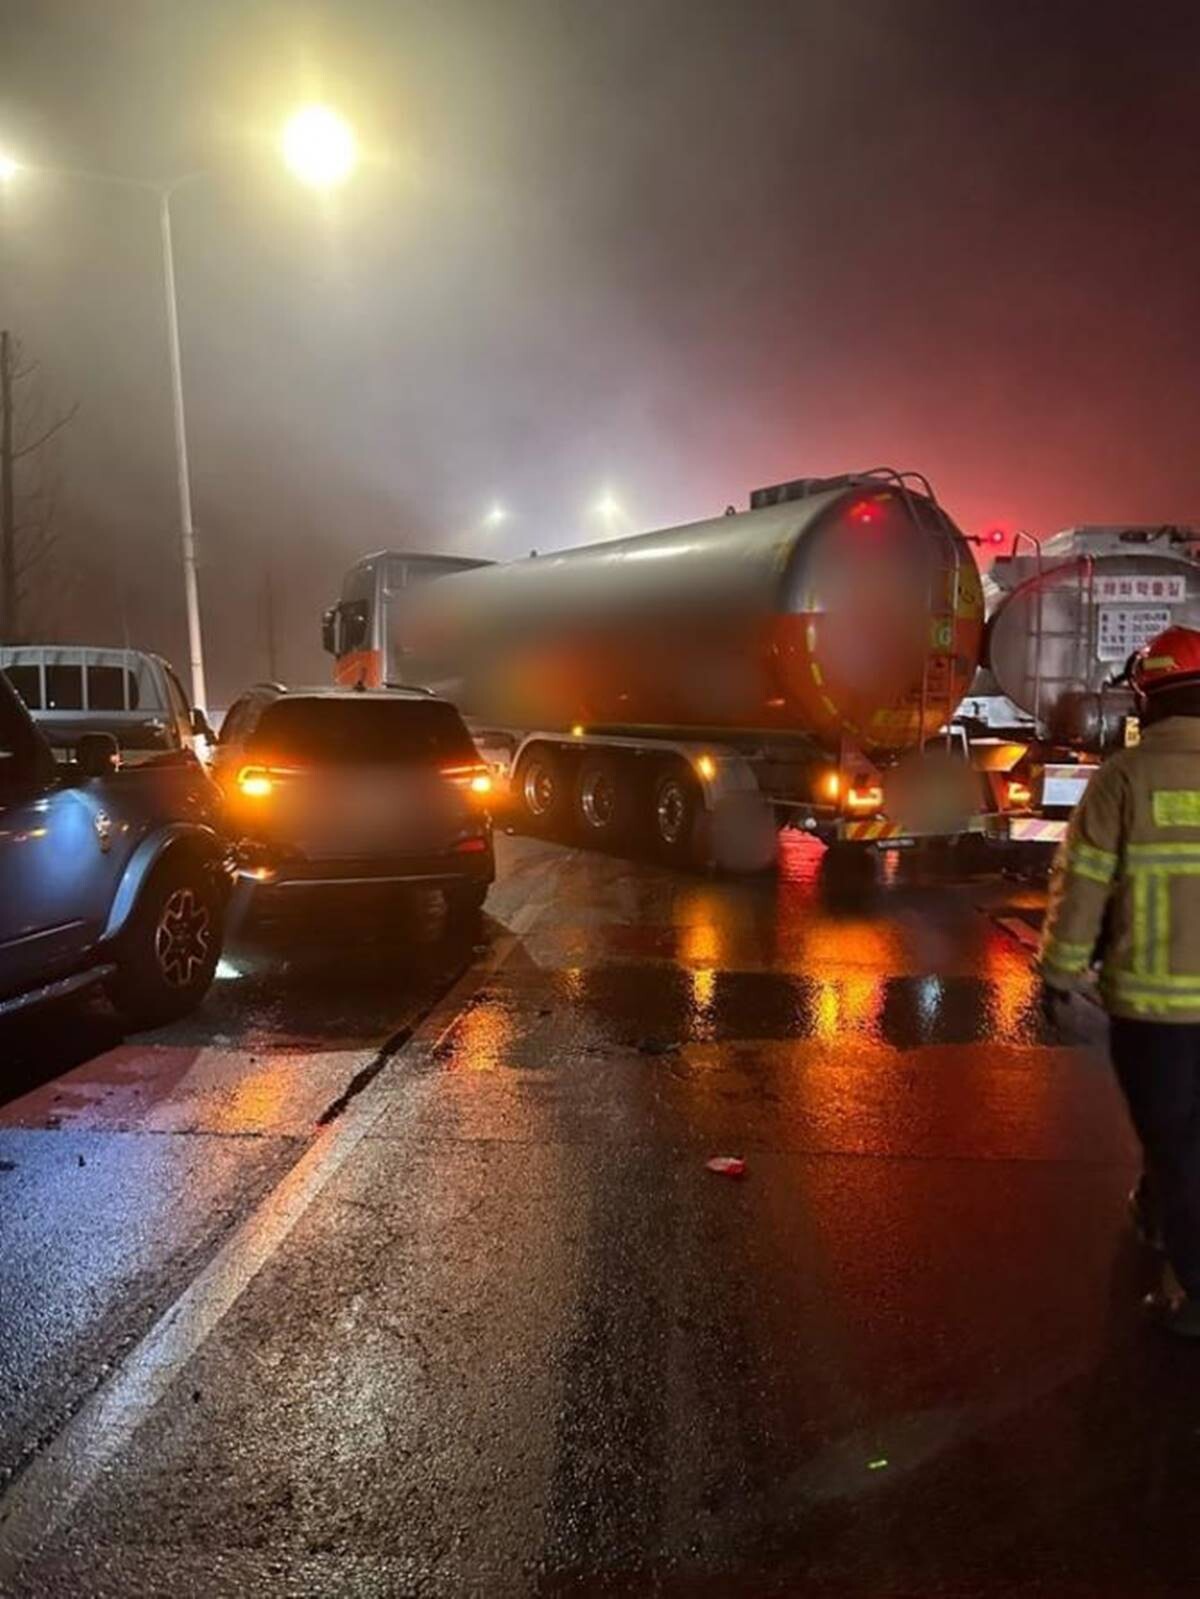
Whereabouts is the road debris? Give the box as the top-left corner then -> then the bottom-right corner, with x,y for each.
705,1156 -> 746,1178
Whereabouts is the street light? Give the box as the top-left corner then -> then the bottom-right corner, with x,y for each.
0,108 -> 357,710
281,106 -> 357,189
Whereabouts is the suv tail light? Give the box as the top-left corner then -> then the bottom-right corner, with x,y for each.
236,764 -> 300,798
442,762 -> 493,797
237,766 -> 275,798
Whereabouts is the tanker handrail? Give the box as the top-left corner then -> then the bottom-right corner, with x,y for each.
857,466 -> 939,505
1010,530 -> 1045,729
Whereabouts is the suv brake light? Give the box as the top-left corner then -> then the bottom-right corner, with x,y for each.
442,762 -> 492,797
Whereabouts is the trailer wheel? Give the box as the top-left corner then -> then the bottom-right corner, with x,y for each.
574,754 -> 635,844
650,762 -> 700,863
515,745 -> 569,835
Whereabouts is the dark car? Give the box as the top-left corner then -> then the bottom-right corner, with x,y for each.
213,686 -> 495,923
0,669 -> 229,1027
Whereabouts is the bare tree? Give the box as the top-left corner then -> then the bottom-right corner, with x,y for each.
0,329 -> 79,641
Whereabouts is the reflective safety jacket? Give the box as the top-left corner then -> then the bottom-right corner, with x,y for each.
1040,716 -> 1200,1021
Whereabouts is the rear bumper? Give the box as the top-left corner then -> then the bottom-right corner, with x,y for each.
234,839 -> 494,890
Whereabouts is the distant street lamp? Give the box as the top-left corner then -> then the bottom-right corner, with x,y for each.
281,106 -> 358,189
0,106 -> 357,709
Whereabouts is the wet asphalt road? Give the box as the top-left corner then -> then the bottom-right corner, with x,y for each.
1,831 -> 1194,1595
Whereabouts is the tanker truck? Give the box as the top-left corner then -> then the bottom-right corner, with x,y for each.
322,470 -> 988,870
956,523 -> 1200,847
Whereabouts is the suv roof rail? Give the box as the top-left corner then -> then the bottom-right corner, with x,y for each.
383,680 -> 437,695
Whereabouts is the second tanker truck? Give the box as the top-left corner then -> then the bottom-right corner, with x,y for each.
323,469 -> 987,870
956,522 -> 1200,848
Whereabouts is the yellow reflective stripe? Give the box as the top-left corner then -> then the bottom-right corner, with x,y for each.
1128,842 -> 1200,862
1068,860 -> 1115,885
1153,791 -> 1200,827
1154,870 -> 1171,978
1043,938 -> 1093,970
1122,995 -> 1200,1015
1108,970 -> 1200,993
1108,990 -> 1200,1015
1066,840 -> 1118,884
1139,876 -> 1158,972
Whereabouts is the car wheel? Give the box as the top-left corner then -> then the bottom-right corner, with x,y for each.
108,857 -> 223,1029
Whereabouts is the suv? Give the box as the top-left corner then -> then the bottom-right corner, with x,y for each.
0,669 -> 229,1027
213,686 -> 494,922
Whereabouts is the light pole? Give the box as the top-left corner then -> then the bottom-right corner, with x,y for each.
157,178 -> 205,709
0,104 -> 357,710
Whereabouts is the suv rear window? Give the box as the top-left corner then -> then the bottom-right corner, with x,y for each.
250,698 -> 476,765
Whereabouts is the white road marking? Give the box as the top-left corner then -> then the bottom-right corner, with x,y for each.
0,873 -> 559,1580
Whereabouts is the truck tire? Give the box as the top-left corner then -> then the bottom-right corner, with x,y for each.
515,745 -> 569,835
573,753 -> 635,845
649,762 -> 700,864
107,855 -> 223,1029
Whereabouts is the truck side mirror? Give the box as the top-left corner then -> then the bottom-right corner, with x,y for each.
321,606 -> 339,655
76,731 -> 120,779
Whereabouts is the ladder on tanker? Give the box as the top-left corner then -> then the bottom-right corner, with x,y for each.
856,468 -> 964,753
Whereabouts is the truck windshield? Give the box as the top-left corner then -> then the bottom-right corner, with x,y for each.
250,698 -> 476,766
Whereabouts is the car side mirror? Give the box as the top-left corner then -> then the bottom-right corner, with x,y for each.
191,707 -> 216,742
76,731 -> 120,780
321,606 -> 339,656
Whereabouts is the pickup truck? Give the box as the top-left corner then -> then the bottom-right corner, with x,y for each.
0,644 -> 214,763
0,667 -> 230,1028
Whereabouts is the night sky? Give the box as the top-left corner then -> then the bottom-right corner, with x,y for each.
2,0 -> 1199,704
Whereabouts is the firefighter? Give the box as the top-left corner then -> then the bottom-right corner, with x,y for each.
1040,625 -> 1200,1337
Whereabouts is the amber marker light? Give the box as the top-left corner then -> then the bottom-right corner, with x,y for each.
1006,778 -> 1033,809
237,767 -> 274,798
470,772 -> 493,795
695,754 -> 717,780
847,783 -> 884,813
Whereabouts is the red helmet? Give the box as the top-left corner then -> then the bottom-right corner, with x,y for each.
1131,626 -> 1200,698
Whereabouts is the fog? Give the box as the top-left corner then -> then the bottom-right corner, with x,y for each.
2,0 -> 1199,705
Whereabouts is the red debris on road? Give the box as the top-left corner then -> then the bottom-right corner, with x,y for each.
705,1156 -> 746,1178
